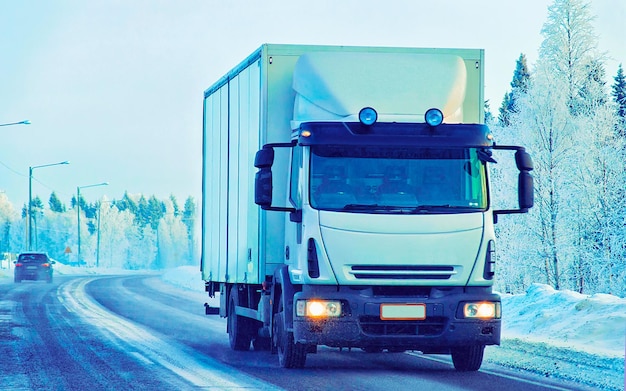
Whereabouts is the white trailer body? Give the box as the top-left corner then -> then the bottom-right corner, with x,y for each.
201,44 -> 533,370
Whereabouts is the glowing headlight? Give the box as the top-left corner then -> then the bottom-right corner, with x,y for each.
425,108 -> 443,126
359,107 -> 378,126
463,302 -> 500,319
296,300 -> 342,318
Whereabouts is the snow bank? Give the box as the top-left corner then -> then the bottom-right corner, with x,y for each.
502,283 -> 626,357
160,265 -> 206,292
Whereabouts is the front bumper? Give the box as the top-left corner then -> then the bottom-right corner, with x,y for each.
292,286 -> 500,351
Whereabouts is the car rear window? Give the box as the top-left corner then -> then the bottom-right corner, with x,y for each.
18,254 -> 49,263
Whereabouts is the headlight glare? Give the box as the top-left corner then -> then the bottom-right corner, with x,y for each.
463,302 -> 500,319
296,300 -> 342,318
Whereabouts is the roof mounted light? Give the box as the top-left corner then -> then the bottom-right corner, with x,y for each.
425,108 -> 443,127
359,107 -> 377,126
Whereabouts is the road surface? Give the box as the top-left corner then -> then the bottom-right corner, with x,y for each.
0,274 -> 600,390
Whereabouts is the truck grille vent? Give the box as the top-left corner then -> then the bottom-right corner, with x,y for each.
359,316 -> 446,336
349,265 -> 454,280
372,286 -> 431,297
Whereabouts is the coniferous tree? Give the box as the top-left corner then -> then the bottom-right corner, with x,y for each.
182,196 -> 196,237
147,195 -> 166,230
135,195 -> 149,228
71,194 -> 88,212
170,194 -> 180,217
49,192 -> 66,213
612,64 -> 626,132
499,54 -> 530,126
484,100 -> 494,124
183,196 -> 197,263
115,192 -> 138,214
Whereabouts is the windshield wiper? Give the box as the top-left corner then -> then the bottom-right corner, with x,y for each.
409,205 -> 479,213
340,204 -> 479,214
342,204 -> 412,213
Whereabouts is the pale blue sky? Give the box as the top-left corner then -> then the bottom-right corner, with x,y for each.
1,1 -> 624,209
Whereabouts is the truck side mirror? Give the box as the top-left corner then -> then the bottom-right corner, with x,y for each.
254,148 -> 274,208
518,171 -> 534,210
253,145 -> 297,213
493,146 -> 535,220
255,168 -> 273,208
515,150 -> 533,172
254,147 -> 274,168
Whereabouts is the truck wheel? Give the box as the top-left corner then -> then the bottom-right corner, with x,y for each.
273,311 -> 307,368
451,345 -> 484,371
228,294 -> 252,351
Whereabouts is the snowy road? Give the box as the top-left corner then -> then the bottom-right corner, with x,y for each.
0,274 -> 606,390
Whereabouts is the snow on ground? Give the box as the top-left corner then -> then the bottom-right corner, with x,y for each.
1,263 -> 624,390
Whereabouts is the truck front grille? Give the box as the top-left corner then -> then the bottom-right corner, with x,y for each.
349,265 -> 455,280
359,316 -> 446,336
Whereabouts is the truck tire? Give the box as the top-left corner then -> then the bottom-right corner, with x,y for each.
451,345 -> 484,371
273,309 -> 306,368
228,292 -> 252,351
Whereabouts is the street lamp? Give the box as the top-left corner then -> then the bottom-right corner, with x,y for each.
77,182 -> 108,266
28,160 -> 70,250
0,120 -> 30,127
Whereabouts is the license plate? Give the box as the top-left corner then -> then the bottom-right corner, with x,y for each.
380,304 -> 426,320
27,266 -> 38,270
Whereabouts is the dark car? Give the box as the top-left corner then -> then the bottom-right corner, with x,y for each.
14,252 -> 55,283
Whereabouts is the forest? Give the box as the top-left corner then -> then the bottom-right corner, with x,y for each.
0,191 -> 197,271
491,0 -> 626,296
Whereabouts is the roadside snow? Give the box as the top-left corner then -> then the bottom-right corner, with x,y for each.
487,284 -> 625,390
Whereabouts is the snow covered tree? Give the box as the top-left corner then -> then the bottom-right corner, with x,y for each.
572,104 -> 626,294
147,195 -> 166,230
0,194 -> 17,255
539,0 -> 599,116
499,53 -> 530,126
49,192 -> 66,213
577,59 -> 607,115
612,63 -> 626,133
511,75 -> 577,290
169,194 -> 180,217
182,196 -> 198,262
156,210 -> 190,269
114,192 -> 138,214
503,0 -> 624,294
96,204 -> 131,268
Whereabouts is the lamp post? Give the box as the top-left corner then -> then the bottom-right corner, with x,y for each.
77,182 -> 108,266
28,160 -> 70,250
0,120 -> 30,127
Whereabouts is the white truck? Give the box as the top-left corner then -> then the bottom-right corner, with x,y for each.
201,44 -> 533,371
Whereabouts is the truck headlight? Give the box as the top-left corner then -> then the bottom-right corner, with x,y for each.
462,302 -> 501,319
296,300 -> 342,318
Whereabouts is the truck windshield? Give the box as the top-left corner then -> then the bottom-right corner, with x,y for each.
309,145 -> 488,213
